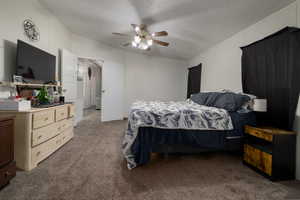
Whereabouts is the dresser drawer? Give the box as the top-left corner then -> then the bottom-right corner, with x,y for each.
54,128 -> 73,149
31,126 -> 73,165
31,139 -> 53,164
68,104 -> 75,118
32,110 -> 55,129
61,128 -> 74,143
0,161 -> 16,187
57,118 -> 73,132
31,135 -> 62,164
32,119 -> 73,147
32,123 -> 58,147
55,107 -> 68,122
245,126 -> 273,142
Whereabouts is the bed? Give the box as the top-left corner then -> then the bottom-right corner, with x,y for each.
122,92 -> 256,169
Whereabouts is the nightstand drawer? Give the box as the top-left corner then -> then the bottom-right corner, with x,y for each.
245,126 -> 273,142
244,144 -> 260,167
261,152 -> 272,176
244,144 -> 272,176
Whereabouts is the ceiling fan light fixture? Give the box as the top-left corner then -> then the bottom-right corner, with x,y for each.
113,24 -> 169,50
147,39 -> 153,46
132,41 -> 137,47
140,43 -> 149,50
134,35 -> 141,43
135,26 -> 140,32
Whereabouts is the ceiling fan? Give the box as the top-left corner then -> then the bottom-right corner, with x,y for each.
112,24 -> 169,51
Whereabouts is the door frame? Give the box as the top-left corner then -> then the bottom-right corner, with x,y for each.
77,57 -> 103,117
78,57 -> 103,109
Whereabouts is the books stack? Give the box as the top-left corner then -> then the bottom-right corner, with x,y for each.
0,99 -> 31,111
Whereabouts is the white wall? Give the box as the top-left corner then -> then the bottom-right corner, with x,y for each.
189,2 -> 297,92
124,52 -> 188,117
0,0 -> 188,123
0,0 -> 72,87
189,1 -> 300,180
71,34 -> 126,121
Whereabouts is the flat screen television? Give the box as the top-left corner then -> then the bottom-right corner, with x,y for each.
16,40 -> 56,84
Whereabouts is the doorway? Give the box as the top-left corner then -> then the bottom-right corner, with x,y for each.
187,64 -> 202,98
77,58 -> 103,119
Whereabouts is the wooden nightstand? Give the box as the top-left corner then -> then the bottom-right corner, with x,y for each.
243,125 -> 296,181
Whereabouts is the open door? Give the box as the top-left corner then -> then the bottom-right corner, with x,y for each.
61,49 -> 83,124
101,60 -> 124,122
61,49 -> 77,102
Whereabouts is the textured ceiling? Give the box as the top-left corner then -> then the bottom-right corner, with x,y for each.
40,0 -> 295,60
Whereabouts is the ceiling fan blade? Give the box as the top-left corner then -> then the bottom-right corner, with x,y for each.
152,31 -> 168,37
112,32 -> 131,37
122,42 -> 131,47
153,39 -> 169,47
131,24 -> 139,29
140,24 -> 147,30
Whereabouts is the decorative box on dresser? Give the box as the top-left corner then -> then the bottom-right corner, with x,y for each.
0,116 -> 16,189
0,104 -> 75,171
243,125 -> 296,181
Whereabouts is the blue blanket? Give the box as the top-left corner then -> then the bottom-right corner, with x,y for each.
131,111 -> 256,167
122,100 -> 234,169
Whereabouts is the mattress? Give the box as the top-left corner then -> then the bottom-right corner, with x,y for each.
131,112 -> 256,166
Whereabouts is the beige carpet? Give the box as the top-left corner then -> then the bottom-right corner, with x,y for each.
0,108 -> 300,200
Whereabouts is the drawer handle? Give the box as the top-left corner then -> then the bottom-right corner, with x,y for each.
36,151 -> 41,156
63,136 -> 66,140
4,171 -> 11,177
38,135 -> 42,139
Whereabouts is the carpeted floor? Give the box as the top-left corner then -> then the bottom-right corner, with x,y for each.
1,108 -> 300,200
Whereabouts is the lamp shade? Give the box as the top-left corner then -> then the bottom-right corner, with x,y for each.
253,99 -> 267,112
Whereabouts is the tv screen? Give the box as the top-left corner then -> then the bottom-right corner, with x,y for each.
16,40 -> 56,83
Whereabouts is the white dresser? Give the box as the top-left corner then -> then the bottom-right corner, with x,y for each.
0,104 -> 75,171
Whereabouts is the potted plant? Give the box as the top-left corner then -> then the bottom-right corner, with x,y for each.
37,87 -> 49,105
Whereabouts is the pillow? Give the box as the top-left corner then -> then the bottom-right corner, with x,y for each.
190,92 -> 250,112
238,92 -> 257,110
